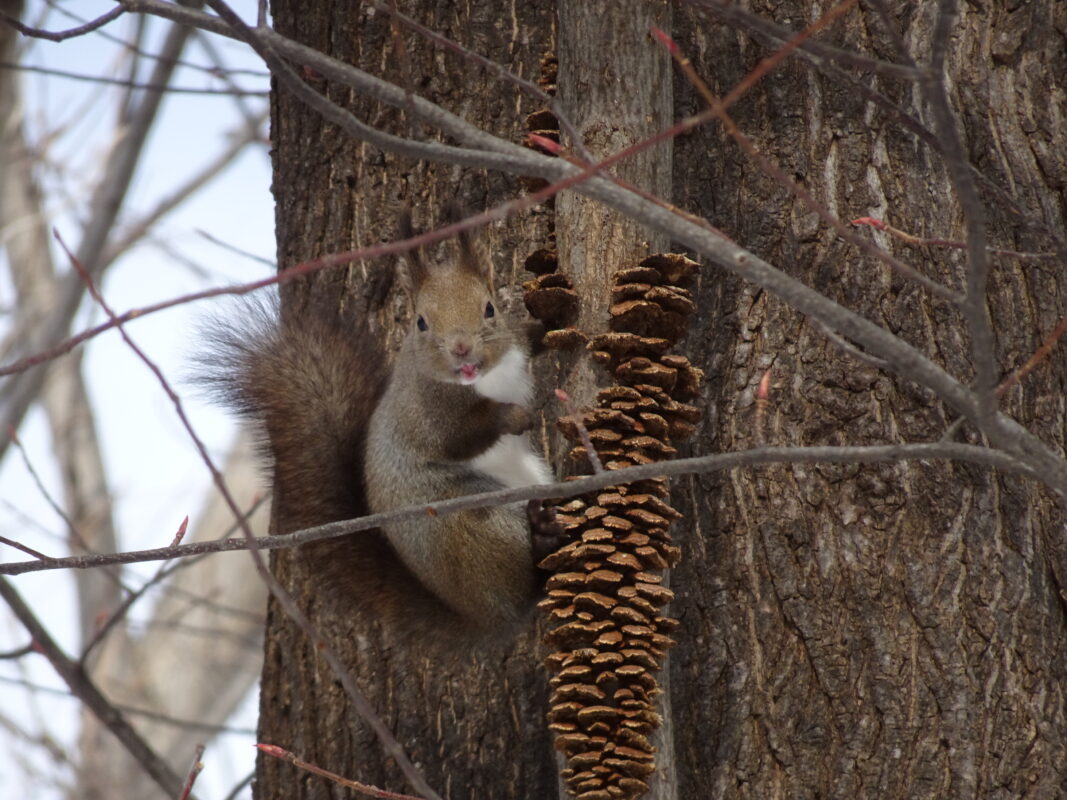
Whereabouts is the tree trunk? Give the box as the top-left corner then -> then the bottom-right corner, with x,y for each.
256,2 -> 559,798
669,1 -> 1067,796
257,0 -> 1067,798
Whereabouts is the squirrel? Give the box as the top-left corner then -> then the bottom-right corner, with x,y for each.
199,212 -> 559,644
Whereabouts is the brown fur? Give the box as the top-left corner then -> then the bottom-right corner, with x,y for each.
364,216 -> 546,631
198,302 -> 487,646
198,215 -> 549,647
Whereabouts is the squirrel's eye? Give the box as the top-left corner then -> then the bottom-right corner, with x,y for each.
416,315 -> 428,332
484,302 -> 495,319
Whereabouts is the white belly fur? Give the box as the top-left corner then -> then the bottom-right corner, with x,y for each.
471,346 -> 552,487
475,346 -> 531,405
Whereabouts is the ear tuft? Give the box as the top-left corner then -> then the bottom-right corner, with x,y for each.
398,208 -> 429,289
444,202 -> 490,283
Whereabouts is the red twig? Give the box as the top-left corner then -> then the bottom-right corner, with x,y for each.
5,0 -> 862,384
178,744 -> 206,800
256,744 -> 425,800
555,389 -> 604,475
997,315 -> 1067,397
755,368 -> 772,446
653,22 -> 956,301
851,217 -> 1056,260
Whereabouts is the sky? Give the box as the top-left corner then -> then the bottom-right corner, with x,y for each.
0,2 -> 275,797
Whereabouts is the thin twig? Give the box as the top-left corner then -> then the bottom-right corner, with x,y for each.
851,217 -> 1055,260
0,642 -> 34,659
178,744 -> 206,800
0,61 -> 268,94
196,228 -> 275,267
0,576 -> 188,797
996,316 -> 1067,397
0,534 -> 49,561
0,5 -> 125,42
257,743 -> 425,800
0,441 -> 1044,577
0,674 -> 258,735
924,0 -> 997,430
554,389 -> 604,474
810,318 -> 892,370
652,25 -> 959,302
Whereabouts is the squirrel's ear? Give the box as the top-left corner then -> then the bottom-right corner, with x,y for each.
398,209 -> 429,290
445,202 -> 492,286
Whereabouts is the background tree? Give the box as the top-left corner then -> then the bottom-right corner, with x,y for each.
0,2 -> 270,797
2,0 -> 1065,798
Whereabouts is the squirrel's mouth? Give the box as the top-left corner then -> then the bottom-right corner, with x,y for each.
456,362 -> 480,383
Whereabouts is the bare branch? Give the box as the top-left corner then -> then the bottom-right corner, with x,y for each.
0,576 -> 188,797
686,0 -> 920,80
0,5 -> 125,42
653,26 -> 960,302
257,743 -> 425,800
0,60 -> 268,94
0,441 -> 1044,577
924,0 -> 997,428
0,675 -> 257,735
0,9 -> 202,463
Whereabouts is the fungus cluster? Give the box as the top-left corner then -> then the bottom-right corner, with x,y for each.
525,251 -> 701,800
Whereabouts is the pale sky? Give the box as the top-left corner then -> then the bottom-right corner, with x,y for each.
1,2 -> 274,797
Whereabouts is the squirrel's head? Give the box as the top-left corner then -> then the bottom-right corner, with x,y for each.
401,211 -> 511,385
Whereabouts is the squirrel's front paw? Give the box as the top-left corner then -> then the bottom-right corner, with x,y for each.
498,403 -> 533,436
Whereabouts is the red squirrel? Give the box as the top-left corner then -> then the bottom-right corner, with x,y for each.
201,213 -> 557,643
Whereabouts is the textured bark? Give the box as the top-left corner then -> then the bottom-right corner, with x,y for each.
257,1 -> 1067,799
554,3 -> 678,799
256,3 -> 558,798
668,1 -> 1067,797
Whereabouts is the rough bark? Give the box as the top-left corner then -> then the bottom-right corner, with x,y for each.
554,3 -> 677,799
669,1 -> 1067,796
256,2 -> 558,798
256,1 -> 1067,799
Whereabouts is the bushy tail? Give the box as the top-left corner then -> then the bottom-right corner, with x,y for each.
196,301 -> 461,641
199,301 -> 382,531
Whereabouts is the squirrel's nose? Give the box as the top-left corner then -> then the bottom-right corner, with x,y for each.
452,341 -> 471,359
